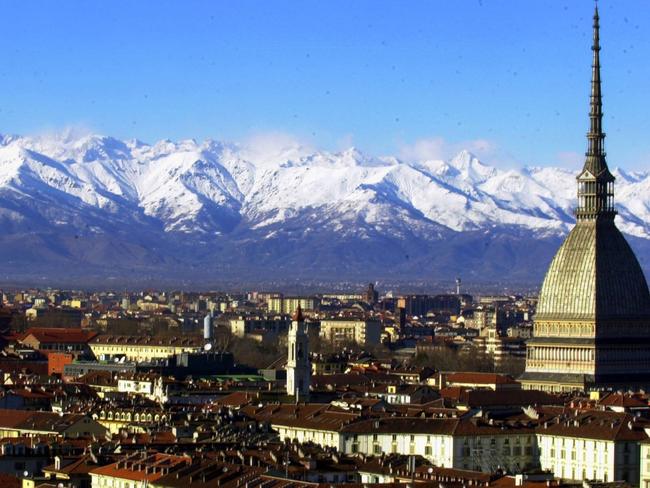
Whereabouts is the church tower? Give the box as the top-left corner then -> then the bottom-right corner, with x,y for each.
286,305 -> 311,399
520,6 -> 650,392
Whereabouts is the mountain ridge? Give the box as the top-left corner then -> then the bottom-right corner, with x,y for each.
0,132 -> 648,287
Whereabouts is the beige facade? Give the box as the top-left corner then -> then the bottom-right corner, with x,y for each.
274,416 -> 536,473
228,317 -> 289,338
319,319 -> 382,347
640,440 -> 650,488
89,335 -> 203,362
267,296 -> 317,314
538,432 -> 639,485
93,408 -> 169,435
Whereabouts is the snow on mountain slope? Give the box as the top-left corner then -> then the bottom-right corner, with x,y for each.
0,132 -> 648,243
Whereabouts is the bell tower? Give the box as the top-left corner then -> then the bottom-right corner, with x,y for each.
286,305 -> 310,399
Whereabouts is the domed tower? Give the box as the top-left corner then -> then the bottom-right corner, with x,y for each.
520,6 -> 650,392
286,305 -> 311,399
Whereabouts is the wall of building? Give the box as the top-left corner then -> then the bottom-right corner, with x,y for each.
538,434 -> 639,486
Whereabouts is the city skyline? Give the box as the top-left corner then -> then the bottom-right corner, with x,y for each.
0,4 -> 649,486
1,1 -> 650,170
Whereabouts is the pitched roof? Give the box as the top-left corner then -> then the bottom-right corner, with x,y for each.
43,454 -> 98,475
89,335 -> 203,347
20,328 -> 97,344
242,403 -> 359,432
215,391 -> 257,408
537,410 -> 649,441
0,408 -> 92,434
341,417 -> 535,436
598,393 -> 648,409
90,453 -> 189,483
447,372 -> 518,385
441,388 -> 561,408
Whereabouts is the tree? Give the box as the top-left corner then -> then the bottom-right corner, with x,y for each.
228,332 -> 288,370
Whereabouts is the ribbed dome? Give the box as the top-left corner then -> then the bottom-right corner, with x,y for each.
536,220 -> 650,321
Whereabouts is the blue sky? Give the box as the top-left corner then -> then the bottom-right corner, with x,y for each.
1,0 -> 649,170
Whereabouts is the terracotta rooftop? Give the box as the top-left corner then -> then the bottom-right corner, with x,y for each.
0,408 -> 93,434
89,334 -> 203,347
90,452 -> 190,483
447,372 -> 518,385
537,410 -> 650,441
598,393 -> 648,409
20,328 -> 97,344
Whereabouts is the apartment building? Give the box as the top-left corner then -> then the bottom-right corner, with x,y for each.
319,319 -> 382,347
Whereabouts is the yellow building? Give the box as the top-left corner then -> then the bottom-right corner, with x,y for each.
319,319 -> 382,347
92,407 -> 169,435
267,296 -> 318,314
88,335 -> 203,362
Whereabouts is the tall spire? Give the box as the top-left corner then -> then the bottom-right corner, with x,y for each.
576,3 -> 616,221
585,3 -> 606,167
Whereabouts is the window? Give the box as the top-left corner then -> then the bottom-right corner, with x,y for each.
425,446 -> 432,456
462,439 -> 470,456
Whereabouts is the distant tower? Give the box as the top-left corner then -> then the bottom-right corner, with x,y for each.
455,278 -> 461,296
286,305 -> 310,399
203,313 -> 213,343
365,283 -> 378,304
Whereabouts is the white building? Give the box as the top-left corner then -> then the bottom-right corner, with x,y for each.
286,306 -> 310,399
640,438 -> 650,488
339,417 -> 537,473
319,319 -> 382,347
537,411 -> 646,486
253,405 -> 538,474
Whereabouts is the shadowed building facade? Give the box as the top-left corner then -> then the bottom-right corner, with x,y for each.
286,305 -> 311,399
520,7 -> 650,392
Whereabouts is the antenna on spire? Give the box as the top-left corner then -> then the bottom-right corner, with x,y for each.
576,1 -> 616,221
587,0 -> 604,161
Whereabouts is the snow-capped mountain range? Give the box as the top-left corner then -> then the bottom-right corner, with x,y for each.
0,131 -> 648,286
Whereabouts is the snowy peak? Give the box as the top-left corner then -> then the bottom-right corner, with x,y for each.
449,149 -> 496,183
0,132 -> 647,242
